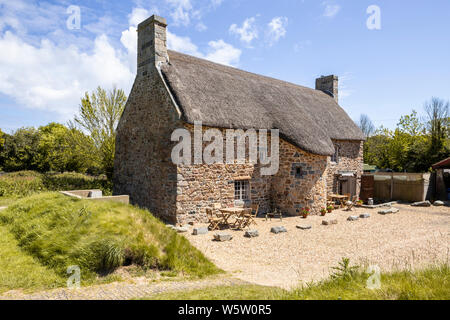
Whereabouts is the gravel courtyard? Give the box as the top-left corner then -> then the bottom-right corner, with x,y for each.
185,204 -> 450,289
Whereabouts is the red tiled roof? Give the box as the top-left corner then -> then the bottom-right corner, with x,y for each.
432,157 -> 450,169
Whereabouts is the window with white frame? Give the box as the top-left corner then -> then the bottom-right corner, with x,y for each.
331,145 -> 339,163
234,180 -> 250,201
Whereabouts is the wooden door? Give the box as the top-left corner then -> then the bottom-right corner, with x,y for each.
360,174 -> 374,201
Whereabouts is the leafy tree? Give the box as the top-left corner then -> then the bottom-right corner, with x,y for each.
0,127 -> 41,171
0,128 -> 4,150
70,86 -> 127,178
37,123 -> 96,173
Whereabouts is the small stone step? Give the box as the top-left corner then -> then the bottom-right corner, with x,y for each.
214,233 -> 232,241
175,227 -> 188,233
192,227 -> 208,235
411,201 -> 431,207
359,213 -> 371,219
378,208 -> 399,215
433,200 -> 444,206
296,225 -> 312,230
244,230 -> 259,238
322,219 -> 338,225
347,216 -> 359,221
271,226 -> 287,234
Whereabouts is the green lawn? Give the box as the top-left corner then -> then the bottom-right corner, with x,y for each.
144,264 -> 450,300
0,192 -> 220,292
0,224 -> 65,293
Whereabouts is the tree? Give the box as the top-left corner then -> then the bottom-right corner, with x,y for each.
37,123 -> 96,173
0,128 -> 4,150
357,114 -> 375,138
70,86 -> 127,178
423,97 -> 449,164
0,127 -> 41,171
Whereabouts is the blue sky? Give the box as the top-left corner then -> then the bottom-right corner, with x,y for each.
0,0 -> 449,132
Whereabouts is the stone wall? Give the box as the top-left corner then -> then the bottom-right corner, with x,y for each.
326,140 -> 364,196
271,139 -> 328,216
113,66 -> 182,224
175,125 -> 272,224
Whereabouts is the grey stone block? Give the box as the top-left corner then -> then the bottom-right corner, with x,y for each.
378,208 -> 400,215
296,225 -> 312,230
175,227 -> 188,233
433,200 -> 444,206
359,213 -> 371,219
411,201 -> 431,207
214,233 -> 232,241
193,227 -> 208,235
271,226 -> 287,234
244,230 -> 259,238
322,219 -> 338,225
347,216 -> 359,221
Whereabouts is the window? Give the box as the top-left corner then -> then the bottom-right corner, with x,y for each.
331,145 -> 339,163
295,167 -> 303,178
234,180 -> 250,201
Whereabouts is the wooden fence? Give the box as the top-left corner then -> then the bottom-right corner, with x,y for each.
362,173 -> 431,202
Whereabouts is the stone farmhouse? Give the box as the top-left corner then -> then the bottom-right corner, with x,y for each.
114,15 -> 365,224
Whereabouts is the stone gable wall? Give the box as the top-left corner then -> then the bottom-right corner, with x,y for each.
326,140 -> 364,196
114,68 -> 182,223
271,140 -> 328,216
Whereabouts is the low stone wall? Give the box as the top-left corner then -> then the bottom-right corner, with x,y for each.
60,190 -> 130,204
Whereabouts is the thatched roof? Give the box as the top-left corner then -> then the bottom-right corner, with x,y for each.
160,50 -> 364,156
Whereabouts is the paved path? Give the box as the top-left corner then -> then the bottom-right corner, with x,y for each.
0,276 -> 247,300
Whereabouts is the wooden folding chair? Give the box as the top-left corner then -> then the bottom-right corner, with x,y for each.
246,203 -> 259,226
233,208 -> 252,229
206,207 -> 222,230
266,207 -> 282,221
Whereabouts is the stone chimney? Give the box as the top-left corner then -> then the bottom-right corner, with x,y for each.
315,75 -> 338,103
137,15 -> 169,76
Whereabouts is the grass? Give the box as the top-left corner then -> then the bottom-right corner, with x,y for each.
0,192 -> 220,291
0,224 -> 65,293
0,196 -> 17,207
143,262 -> 450,300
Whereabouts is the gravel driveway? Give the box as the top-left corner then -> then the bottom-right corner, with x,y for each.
185,204 -> 450,289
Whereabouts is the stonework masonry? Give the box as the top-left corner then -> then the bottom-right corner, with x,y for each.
114,14 -> 364,225
326,140 -> 364,196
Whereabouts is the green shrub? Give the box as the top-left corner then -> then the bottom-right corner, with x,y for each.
0,171 -> 111,197
0,171 -> 44,197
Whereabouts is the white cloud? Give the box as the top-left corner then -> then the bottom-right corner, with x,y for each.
229,17 -> 258,46
204,40 -> 241,66
128,7 -> 152,27
0,4 -> 242,122
196,22 -> 207,32
166,0 -> 193,26
167,29 -> 202,56
322,2 -> 341,18
338,72 -> 354,100
266,17 -> 288,46
211,0 -> 224,8
0,31 -> 134,118
293,40 -> 312,52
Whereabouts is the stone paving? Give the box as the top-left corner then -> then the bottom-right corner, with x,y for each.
0,276 -> 247,300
